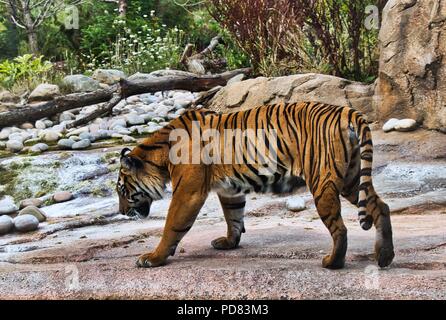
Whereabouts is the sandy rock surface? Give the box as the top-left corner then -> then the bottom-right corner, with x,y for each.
0,129 -> 444,299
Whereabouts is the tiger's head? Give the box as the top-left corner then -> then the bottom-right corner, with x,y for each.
116,147 -> 168,218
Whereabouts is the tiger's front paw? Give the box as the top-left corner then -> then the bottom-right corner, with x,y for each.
211,236 -> 239,250
136,252 -> 166,268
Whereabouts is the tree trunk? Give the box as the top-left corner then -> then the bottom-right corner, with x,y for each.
27,30 -> 39,55
21,2 -> 39,55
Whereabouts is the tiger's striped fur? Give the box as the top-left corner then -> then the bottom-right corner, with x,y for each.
117,102 -> 395,269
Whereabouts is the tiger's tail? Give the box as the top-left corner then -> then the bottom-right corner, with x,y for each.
354,115 -> 375,231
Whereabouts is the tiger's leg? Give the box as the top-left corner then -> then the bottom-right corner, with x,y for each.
136,167 -> 209,268
367,192 -> 395,267
314,181 -> 348,269
211,193 -> 246,250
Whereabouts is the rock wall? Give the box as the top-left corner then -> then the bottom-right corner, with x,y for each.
375,0 -> 446,130
208,73 -> 376,121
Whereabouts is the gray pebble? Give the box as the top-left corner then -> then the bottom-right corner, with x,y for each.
14,214 -> 39,232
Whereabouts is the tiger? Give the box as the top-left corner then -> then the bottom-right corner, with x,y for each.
116,102 -> 395,269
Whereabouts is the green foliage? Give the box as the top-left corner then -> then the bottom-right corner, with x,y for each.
80,12 -> 185,75
0,54 -> 53,91
0,18 -> 19,59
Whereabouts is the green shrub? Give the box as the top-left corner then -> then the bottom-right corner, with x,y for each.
0,54 -> 53,91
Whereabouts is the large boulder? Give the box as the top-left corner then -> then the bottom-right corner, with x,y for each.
375,0 -> 446,130
63,75 -> 101,93
93,69 -> 126,85
28,84 -> 60,102
207,74 -> 376,120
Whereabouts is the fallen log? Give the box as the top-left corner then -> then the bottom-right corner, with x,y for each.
119,68 -> 251,98
0,68 -> 251,129
0,86 -> 116,128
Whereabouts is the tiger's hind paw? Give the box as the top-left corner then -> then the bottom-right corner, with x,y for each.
376,246 -> 395,268
322,255 -> 346,270
211,237 -> 239,250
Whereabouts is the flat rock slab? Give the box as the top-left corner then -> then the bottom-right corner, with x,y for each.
0,212 -> 445,299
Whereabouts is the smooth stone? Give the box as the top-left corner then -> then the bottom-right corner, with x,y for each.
18,206 -> 47,222
43,120 -> 54,127
6,140 -> 24,152
125,113 -> 145,125
13,214 -> 39,232
96,129 -> 111,139
59,112 -> 75,122
57,138 -> 75,149
0,141 -> 6,150
140,94 -> 158,104
63,75 -> 101,93
175,108 -> 186,116
122,135 -> 136,143
383,118 -> 399,132
8,133 -> 24,143
154,105 -> 171,117
72,139 -> 91,150
52,124 -> 66,134
286,197 -> 306,212
394,119 -> 418,132
0,196 -> 18,215
168,113 -> 180,120
53,191 -> 73,203
109,118 -> 127,129
28,83 -> 60,102
0,215 -> 14,235
20,122 -> 34,129
142,114 -> 153,122
79,132 -> 96,142
115,127 -> 131,135
174,99 -> 192,109
42,130 -> 60,142
67,127 -> 89,137
0,128 -> 11,140
30,143 -> 49,153
35,120 -> 46,129
92,69 -> 126,85
126,95 -> 141,104
147,125 -> 162,133
19,198 -> 43,209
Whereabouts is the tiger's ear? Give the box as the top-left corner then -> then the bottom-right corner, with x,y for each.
120,148 -> 143,172
121,148 -> 132,158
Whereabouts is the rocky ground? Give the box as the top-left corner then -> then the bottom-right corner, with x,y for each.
0,126 -> 444,300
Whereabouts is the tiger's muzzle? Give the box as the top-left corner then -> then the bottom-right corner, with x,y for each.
119,194 -> 152,219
